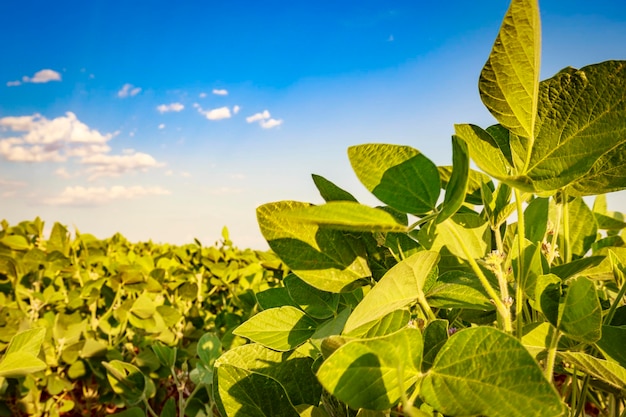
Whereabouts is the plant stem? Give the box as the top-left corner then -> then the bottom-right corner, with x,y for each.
604,256 -> 626,325
562,191 -> 572,263
447,222 -> 512,333
544,327 -> 561,382
514,189 -> 526,339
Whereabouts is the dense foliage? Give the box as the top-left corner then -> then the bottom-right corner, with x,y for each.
0,219 -> 286,416
212,0 -> 626,416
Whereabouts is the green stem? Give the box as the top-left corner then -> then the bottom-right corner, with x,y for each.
416,292 -> 437,321
573,374 -> 591,417
605,256 -> 626,325
408,212 -> 438,231
514,189 -> 526,339
447,222 -> 512,333
548,199 -> 562,265
562,191 -> 571,263
544,327 -> 561,382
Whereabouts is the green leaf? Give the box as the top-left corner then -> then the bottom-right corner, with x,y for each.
233,306 -> 318,351
422,320 -> 449,372
343,251 -> 439,334
456,124 -> 514,180
256,287 -> 299,310
0,234 -> 31,251
215,344 -> 321,407
479,0 -> 541,141
535,274 -> 562,327
558,276 -> 602,343
550,197 -> 597,259
438,166 -> 492,206
343,309 -> 411,339
418,213 -> 490,261
0,352 -> 47,378
524,197 -> 549,244
421,327 -> 565,417
5,327 -> 46,356
595,325 -> 626,369
593,195 -> 626,230
284,274 -> 339,319
130,294 -> 156,320
257,201 -> 371,293
311,174 -> 358,202
533,61 -> 626,195
152,343 -> 177,369
550,256 -> 604,280
348,144 -> 440,215
317,328 -> 422,410
436,136 -> 470,224
425,270 -> 494,310
216,364 -> 299,417
559,351 -> 626,391
102,360 -> 147,406
283,201 -> 407,233
197,332 -> 222,369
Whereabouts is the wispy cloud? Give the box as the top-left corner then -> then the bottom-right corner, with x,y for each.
199,92 -> 207,98
117,83 -> 141,98
6,69 -> 62,87
45,185 -> 170,206
233,105 -> 240,115
0,112 -> 163,179
246,110 -> 283,129
199,106 -> 231,121
212,88 -> 228,96
156,102 -> 184,113
158,123 -> 165,129
245,110 -> 270,123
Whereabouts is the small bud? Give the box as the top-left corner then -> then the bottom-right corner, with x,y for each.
447,327 -> 458,336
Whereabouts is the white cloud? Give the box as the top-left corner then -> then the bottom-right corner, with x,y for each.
245,109 -> 283,129
246,110 -> 271,123
156,102 -> 184,113
26,69 -> 62,83
81,152 -> 164,180
6,80 -> 21,87
212,89 -> 228,96
233,105 -> 240,115
199,92 -> 207,98
260,118 -> 283,129
117,83 -> 141,98
45,185 -> 170,206
200,106 -> 231,121
0,112 -> 163,179
158,123 -> 165,129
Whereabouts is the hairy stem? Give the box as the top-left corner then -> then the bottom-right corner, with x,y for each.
544,327 -> 561,382
514,189 -> 526,339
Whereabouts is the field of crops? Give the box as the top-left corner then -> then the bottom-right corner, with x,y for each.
0,219 -> 286,416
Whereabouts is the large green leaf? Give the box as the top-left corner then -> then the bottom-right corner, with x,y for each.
233,306 -> 318,351
343,251 -> 439,334
215,344 -> 322,407
418,213 -> 490,261
455,124 -> 514,180
558,276 -> 602,343
425,270 -> 494,310
532,61 -> 626,195
595,325 -> 626,369
0,352 -> 47,378
348,144 -> 440,215
559,351 -> 626,391
479,0 -> 541,142
436,136 -> 470,224
284,274 -> 339,319
421,327 -> 565,417
216,365 -> 299,417
316,328 -> 422,410
257,201 -> 371,293
283,201 -> 407,233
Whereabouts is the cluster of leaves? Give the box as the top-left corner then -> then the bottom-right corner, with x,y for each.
214,1 -> 626,416
0,219 -> 287,417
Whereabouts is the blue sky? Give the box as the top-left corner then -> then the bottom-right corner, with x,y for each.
1,1 -> 626,249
